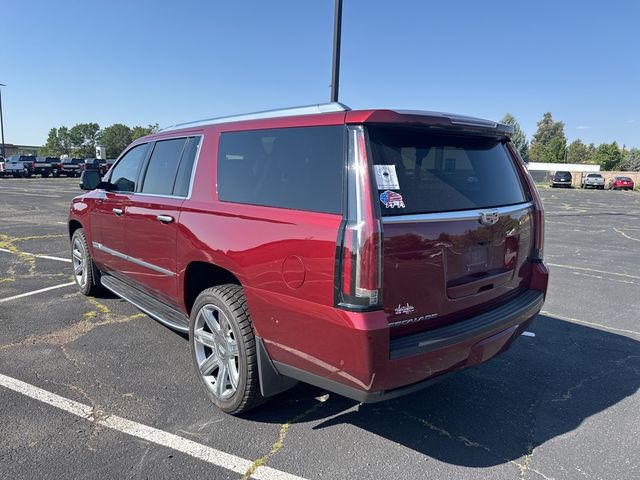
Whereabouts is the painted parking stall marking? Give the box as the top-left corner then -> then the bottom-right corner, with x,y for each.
0,247 -> 72,263
0,373 -> 308,480
0,282 -> 75,303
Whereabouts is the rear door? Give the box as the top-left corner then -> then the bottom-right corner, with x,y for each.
366,126 -> 534,337
123,136 -> 201,308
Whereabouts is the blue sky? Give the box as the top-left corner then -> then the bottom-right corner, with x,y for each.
2,0 -> 639,148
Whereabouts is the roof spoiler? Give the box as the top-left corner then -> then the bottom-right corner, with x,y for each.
348,109 -> 514,137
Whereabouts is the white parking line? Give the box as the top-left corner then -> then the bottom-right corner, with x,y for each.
0,247 -> 71,263
0,373 -> 306,480
0,282 -> 75,303
547,262 -> 640,281
542,310 -> 640,337
0,191 -> 61,198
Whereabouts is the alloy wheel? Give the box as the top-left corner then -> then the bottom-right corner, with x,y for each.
72,237 -> 87,288
193,304 -> 240,401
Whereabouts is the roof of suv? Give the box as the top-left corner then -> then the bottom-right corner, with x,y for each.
158,102 -> 514,138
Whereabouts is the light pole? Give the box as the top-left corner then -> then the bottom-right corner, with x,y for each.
0,84 -> 5,159
330,0 -> 343,103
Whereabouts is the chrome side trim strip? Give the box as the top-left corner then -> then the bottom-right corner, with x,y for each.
92,242 -> 175,276
382,202 -> 533,224
158,102 -> 350,132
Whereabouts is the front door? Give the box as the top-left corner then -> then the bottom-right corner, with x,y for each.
91,142 -> 150,277
90,190 -> 129,275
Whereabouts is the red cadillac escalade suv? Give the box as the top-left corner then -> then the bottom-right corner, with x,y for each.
69,103 -> 548,414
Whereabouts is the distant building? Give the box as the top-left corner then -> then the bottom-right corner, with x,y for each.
1,143 -> 41,157
526,162 -> 600,184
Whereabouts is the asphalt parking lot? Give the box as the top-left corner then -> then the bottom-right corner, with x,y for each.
1,177 -> 638,480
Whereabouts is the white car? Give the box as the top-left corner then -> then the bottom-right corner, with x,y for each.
581,173 -> 605,190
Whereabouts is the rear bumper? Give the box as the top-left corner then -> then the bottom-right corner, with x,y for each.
389,290 -> 543,360
265,287 -> 545,403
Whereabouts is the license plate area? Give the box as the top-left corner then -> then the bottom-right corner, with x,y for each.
465,246 -> 489,272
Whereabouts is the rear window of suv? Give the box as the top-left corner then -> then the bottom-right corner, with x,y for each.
217,126 -> 344,214
367,126 -> 527,216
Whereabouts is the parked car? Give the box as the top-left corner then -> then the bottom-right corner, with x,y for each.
69,103 -> 548,414
46,157 -> 64,177
0,158 -> 7,177
4,155 -> 36,178
581,173 -> 605,189
550,171 -> 572,188
59,158 -> 85,177
105,158 -> 117,171
84,158 -> 109,176
33,156 -> 56,177
608,176 -> 635,190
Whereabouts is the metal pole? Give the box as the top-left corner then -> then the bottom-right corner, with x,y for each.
0,84 -> 5,159
330,0 -> 343,103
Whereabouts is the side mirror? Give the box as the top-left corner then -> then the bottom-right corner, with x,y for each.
79,170 -> 104,190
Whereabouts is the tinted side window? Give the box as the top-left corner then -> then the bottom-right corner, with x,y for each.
110,144 -> 149,192
141,138 -> 187,195
173,136 -> 201,197
217,126 -> 344,214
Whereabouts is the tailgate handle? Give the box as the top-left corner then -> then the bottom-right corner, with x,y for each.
156,215 -> 174,224
447,269 -> 512,299
112,208 -> 124,216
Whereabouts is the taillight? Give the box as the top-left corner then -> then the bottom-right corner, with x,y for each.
336,126 -> 383,310
509,144 -> 544,261
532,205 -> 544,261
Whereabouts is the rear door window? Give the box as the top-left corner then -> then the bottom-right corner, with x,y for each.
140,138 -> 187,195
173,136 -> 201,197
367,126 -> 527,215
217,126 -> 344,214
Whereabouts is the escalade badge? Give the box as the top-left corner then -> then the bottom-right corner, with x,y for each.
479,210 -> 500,225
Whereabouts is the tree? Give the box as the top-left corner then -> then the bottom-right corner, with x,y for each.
69,123 -> 101,158
38,127 -> 73,156
619,147 -> 640,172
501,114 -> 528,161
586,143 -> 597,163
99,124 -> 132,159
58,127 -> 73,155
38,128 -> 63,156
594,142 -> 623,171
529,112 -> 567,163
130,123 -> 159,141
566,139 -> 594,164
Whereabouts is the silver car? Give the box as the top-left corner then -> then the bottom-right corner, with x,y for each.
581,173 -> 605,190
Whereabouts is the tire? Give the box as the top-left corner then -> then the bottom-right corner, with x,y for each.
71,228 -> 101,296
23,168 -> 32,178
189,284 -> 263,415
42,172 -> 50,178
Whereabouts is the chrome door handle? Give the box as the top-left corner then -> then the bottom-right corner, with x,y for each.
112,208 -> 124,216
156,215 -> 174,224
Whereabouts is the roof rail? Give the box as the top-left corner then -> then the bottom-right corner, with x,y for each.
158,102 -> 351,132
